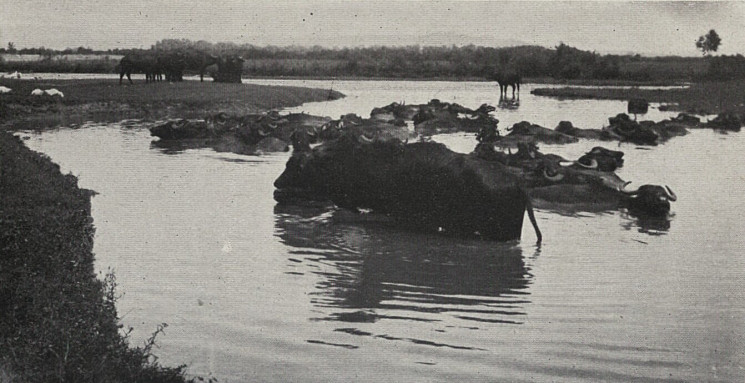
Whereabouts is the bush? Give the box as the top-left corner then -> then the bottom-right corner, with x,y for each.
705,54 -> 745,80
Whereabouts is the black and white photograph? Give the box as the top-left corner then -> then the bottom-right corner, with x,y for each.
1,1 -> 743,382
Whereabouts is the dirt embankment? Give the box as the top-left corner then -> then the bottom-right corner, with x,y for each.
0,78 -> 344,130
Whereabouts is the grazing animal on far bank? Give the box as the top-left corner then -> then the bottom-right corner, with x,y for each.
119,53 -> 160,85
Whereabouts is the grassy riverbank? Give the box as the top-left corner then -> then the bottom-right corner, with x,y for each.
531,79 -> 745,115
0,132 -> 198,382
0,79 -> 345,382
0,78 -> 343,130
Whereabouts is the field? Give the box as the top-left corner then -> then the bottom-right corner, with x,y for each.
0,78 -> 343,130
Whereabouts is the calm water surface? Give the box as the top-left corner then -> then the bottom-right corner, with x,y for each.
19,80 -> 744,382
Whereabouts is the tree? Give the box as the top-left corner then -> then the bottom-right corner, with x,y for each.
696,29 -> 721,56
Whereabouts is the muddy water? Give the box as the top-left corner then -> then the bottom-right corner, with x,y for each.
19,80 -> 744,382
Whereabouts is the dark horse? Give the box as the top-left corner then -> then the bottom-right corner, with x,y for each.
493,69 -> 521,99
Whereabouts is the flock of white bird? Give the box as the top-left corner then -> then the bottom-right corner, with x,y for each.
0,71 -> 64,97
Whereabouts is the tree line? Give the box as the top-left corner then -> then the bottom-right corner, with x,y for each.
2,38 -> 743,82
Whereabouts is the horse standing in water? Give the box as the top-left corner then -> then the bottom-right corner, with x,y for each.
493,69 -> 521,100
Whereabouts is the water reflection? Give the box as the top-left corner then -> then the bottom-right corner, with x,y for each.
497,97 -> 520,110
150,138 -> 209,154
274,205 -> 533,326
620,210 -> 672,235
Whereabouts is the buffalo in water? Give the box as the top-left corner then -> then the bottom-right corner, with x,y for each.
149,111 -> 333,154
274,132 -> 542,243
493,68 -> 521,100
474,142 -> 676,216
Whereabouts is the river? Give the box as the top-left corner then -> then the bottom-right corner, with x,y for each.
18,80 -> 745,382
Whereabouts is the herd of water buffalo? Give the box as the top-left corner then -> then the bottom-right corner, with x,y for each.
118,50 -> 245,85
149,98 -> 741,243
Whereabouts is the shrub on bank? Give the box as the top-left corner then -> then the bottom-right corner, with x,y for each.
0,132 -> 196,383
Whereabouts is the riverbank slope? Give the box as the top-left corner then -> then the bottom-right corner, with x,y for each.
0,81 -> 344,382
0,131 -> 199,382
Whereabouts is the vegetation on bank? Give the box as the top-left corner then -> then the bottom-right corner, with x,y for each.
531,79 -> 745,116
0,79 -> 343,130
0,78 -> 346,381
3,39 -> 745,83
0,132 -> 199,382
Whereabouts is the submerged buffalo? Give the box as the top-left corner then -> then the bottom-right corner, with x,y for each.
475,142 -> 676,216
369,99 -> 499,136
553,114 -> 691,146
274,134 -> 542,242
149,111 -> 332,154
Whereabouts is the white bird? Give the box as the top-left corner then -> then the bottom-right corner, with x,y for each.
0,86 -> 11,94
44,88 -> 64,97
31,88 -> 44,96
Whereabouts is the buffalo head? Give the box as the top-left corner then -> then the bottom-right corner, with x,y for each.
575,146 -> 624,172
619,182 -> 677,215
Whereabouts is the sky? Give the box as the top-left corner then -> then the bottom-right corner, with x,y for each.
1,1 -> 744,56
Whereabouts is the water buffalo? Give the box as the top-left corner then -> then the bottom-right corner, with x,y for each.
182,51 -> 219,82
317,113 -> 411,144
628,98 -> 649,117
274,136 -> 542,243
706,112 -> 742,131
619,183 -> 677,216
493,68 -> 521,99
119,53 -> 160,85
494,121 -> 579,148
149,111 -> 333,155
574,146 -> 624,172
212,55 -> 245,83
555,116 -> 689,145
607,113 -> 660,145
474,142 -> 676,216
555,121 -> 621,141
156,51 -> 187,82
410,100 -> 499,136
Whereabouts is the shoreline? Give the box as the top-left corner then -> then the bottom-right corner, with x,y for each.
0,79 -> 346,382
0,131 -> 197,381
0,78 -> 344,131
531,79 -> 745,116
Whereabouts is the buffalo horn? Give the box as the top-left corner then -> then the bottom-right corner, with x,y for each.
665,185 -> 678,201
215,112 -> 228,125
618,181 -> 639,195
358,132 -> 376,143
542,168 -> 565,181
575,158 -> 598,169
